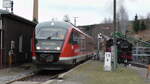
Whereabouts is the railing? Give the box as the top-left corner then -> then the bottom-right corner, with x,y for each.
132,47 -> 150,64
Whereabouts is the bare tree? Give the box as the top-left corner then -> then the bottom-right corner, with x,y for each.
116,12 -> 120,32
147,13 -> 150,19
146,13 -> 150,22
117,5 -> 129,35
103,17 -> 112,24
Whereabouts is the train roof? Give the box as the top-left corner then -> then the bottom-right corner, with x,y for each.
36,21 -> 74,29
36,21 -> 93,40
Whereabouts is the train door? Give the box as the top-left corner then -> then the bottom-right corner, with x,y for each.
80,35 -> 86,54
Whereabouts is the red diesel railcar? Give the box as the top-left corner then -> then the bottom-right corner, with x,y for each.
32,21 -> 96,70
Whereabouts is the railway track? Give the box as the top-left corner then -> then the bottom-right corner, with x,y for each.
9,70 -> 66,84
8,59 -> 89,84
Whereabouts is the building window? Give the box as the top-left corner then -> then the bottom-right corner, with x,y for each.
19,35 -> 23,52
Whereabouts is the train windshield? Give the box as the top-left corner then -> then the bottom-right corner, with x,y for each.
36,27 -> 67,40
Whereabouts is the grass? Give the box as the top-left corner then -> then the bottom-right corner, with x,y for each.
64,61 -> 149,84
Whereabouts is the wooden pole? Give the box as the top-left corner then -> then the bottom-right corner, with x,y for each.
33,0 -> 38,23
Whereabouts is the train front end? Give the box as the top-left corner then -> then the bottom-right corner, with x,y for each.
32,21 -> 68,69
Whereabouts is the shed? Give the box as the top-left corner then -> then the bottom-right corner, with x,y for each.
0,9 -> 36,68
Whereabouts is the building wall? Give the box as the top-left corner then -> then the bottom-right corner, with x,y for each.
1,14 -> 35,67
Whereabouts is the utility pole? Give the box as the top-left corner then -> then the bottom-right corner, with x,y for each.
33,0 -> 38,23
73,17 -> 78,26
113,0 -> 117,71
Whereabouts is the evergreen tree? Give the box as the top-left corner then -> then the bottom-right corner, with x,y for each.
140,21 -> 146,31
133,15 -> 140,33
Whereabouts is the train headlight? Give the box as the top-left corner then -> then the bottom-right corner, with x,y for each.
32,56 -> 36,60
36,46 -> 41,50
56,47 -> 61,50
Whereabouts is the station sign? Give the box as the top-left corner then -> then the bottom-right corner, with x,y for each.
3,0 -> 11,8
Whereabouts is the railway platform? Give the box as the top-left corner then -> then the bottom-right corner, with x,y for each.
47,60 -> 150,84
0,64 -> 36,84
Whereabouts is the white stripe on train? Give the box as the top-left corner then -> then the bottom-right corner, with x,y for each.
59,54 -> 92,60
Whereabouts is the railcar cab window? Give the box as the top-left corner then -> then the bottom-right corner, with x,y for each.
70,32 -> 80,44
36,27 -> 67,40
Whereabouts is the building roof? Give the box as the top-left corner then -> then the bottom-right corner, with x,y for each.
0,9 -> 36,26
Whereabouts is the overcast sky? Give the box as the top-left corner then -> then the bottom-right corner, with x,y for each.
0,0 -> 150,26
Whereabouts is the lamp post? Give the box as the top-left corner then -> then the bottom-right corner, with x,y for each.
3,0 -> 13,13
97,33 -> 102,60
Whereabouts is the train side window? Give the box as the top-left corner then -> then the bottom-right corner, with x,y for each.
74,32 -> 79,44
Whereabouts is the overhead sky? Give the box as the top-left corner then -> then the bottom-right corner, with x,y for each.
0,0 -> 150,26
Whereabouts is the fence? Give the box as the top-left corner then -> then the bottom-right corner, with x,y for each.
132,47 -> 150,64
